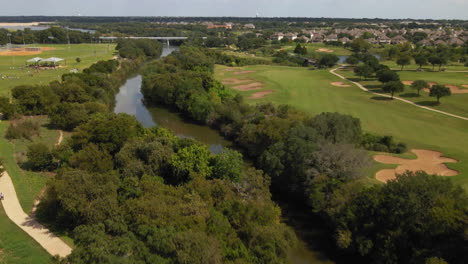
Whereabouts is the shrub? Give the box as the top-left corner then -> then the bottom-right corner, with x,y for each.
5,119 -> 40,140
26,143 -> 54,171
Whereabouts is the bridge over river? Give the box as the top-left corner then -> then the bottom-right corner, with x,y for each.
99,36 -> 205,45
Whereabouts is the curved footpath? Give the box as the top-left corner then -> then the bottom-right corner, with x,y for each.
330,67 -> 468,121
0,128 -> 72,258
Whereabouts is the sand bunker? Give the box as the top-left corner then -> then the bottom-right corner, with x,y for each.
423,84 -> 468,94
317,48 -> 334,53
374,149 -> 458,183
0,47 -> 56,56
249,90 -> 273,99
331,82 -> 351,87
233,71 -> 256,75
445,85 -> 468,94
233,82 -> 264,91
402,81 -> 414,85
222,78 -> 253,85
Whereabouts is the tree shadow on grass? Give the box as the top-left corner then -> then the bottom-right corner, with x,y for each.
348,77 -> 362,82
371,96 -> 393,101
416,101 -> 440,107
399,93 -> 420,98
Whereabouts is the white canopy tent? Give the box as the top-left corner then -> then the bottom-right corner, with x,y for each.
26,57 -> 43,63
42,57 -> 64,66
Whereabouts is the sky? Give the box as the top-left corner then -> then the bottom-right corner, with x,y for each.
2,0 -> 468,20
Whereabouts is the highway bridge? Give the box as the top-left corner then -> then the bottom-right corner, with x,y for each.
99,36 -> 205,45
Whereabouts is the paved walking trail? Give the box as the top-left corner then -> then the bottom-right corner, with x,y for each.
0,129 -> 72,258
330,67 -> 468,121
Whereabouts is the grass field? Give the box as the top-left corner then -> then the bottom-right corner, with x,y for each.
337,70 -> 468,117
0,116 -> 60,212
0,43 -> 116,97
282,43 -> 353,56
0,204 -> 53,264
215,65 -> 468,190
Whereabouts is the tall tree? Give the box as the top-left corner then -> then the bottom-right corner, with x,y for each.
414,54 -> 428,70
411,80 -> 429,95
429,85 -> 451,104
396,56 -> 412,70
382,81 -> 404,99
354,64 -> 374,80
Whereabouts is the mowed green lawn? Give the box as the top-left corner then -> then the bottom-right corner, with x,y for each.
0,43 -> 116,96
0,119 -> 51,213
215,65 -> 468,190
338,70 -> 468,118
282,43 -> 352,56
0,204 -> 52,264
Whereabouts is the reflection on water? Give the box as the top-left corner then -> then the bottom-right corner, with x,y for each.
114,46 -> 230,154
113,75 -> 231,154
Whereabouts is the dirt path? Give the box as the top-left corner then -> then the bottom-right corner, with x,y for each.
0,171 -> 72,258
330,67 -> 468,121
55,130 -> 63,146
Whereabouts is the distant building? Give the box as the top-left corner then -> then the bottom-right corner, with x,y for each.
207,24 -> 232,29
244,24 -> 256,29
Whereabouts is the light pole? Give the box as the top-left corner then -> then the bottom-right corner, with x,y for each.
7,33 -> 14,64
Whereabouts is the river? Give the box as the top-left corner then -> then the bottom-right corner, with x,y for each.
113,46 -> 336,264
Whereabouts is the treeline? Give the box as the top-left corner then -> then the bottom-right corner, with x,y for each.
37,115 -> 295,263
3,40 -> 298,263
116,38 -> 163,59
0,27 -> 94,45
141,46 -> 468,264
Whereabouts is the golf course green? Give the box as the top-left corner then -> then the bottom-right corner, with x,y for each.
215,64 -> 468,190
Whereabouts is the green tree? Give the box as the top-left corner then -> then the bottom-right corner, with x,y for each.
27,143 -> 53,171
376,69 -> 400,83
354,64 -> 374,80
396,56 -> 411,70
169,144 -> 213,184
429,85 -> 451,104
211,149 -> 244,182
345,56 -> 359,65
414,54 -> 428,69
349,38 -> 371,53
76,57 -> 81,64
318,54 -> 339,68
411,80 -> 429,95
336,172 -> 468,264
382,81 -> 404,98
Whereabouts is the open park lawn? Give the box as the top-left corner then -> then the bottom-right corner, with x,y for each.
282,43 -> 353,56
0,204 -> 52,264
215,64 -> 468,190
0,43 -> 116,96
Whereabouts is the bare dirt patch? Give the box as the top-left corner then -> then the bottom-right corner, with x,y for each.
222,78 -> 253,85
374,149 -> 458,183
462,85 -> 468,88
445,85 -> 468,94
248,90 -> 273,99
224,68 -> 237,72
233,82 -> 264,91
317,48 -> 334,53
0,47 -> 57,56
331,82 -> 351,87
423,84 -> 468,94
233,71 -> 256,75
402,81 -> 414,85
